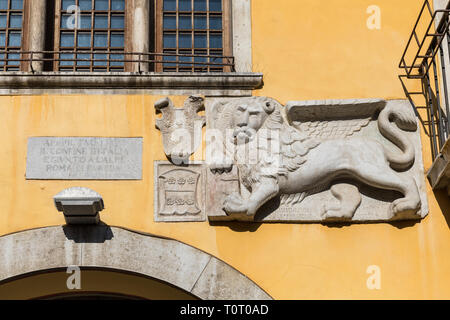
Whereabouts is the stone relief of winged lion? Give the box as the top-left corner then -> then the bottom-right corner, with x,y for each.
209,96 -> 421,221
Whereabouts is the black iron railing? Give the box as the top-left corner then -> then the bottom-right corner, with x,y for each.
0,50 -> 236,73
400,0 -> 450,161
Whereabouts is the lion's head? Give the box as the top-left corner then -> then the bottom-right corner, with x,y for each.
213,96 -> 284,145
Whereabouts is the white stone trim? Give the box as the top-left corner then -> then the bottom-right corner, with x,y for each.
0,226 -> 272,300
433,0 -> 450,123
232,0 -> 253,72
28,0 -> 47,72
131,0 -> 150,72
0,88 -> 255,96
434,0 -> 450,26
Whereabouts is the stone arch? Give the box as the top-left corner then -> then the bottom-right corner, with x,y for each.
0,225 -> 271,300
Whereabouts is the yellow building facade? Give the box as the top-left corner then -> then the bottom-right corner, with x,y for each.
1,0 -> 449,300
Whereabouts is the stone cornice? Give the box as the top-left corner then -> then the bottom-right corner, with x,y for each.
0,72 -> 263,96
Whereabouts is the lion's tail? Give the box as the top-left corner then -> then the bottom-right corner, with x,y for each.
377,101 -> 417,170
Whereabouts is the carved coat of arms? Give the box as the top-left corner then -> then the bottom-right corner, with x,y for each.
155,95 -> 205,164
154,162 -> 205,222
158,168 -> 201,215
153,95 -> 428,224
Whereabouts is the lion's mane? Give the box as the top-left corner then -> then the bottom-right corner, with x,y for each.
212,97 -> 320,191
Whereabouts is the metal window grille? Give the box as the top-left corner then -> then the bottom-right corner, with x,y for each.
0,0 -> 23,71
156,0 -> 232,72
56,0 -> 126,72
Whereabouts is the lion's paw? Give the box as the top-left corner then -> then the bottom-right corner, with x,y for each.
223,193 -> 248,214
320,205 -> 355,220
389,198 -> 421,218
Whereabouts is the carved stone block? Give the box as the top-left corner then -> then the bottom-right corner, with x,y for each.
206,166 -> 245,220
154,161 -> 206,222
205,97 -> 428,222
54,187 -> 105,225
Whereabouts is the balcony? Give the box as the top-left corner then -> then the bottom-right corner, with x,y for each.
399,0 -> 450,193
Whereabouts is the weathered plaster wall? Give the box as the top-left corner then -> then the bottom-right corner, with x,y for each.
2,0 -> 450,299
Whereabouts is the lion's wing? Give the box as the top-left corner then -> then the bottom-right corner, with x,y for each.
291,118 -> 371,140
273,126 -> 321,175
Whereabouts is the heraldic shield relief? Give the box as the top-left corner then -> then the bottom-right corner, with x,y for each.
159,169 -> 201,215
154,95 -> 205,164
154,162 -> 206,222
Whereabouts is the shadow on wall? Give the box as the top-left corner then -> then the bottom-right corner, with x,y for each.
321,219 -> 420,230
209,221 -> 263,232
210,217 -> 420,232
63,223 -> 114,243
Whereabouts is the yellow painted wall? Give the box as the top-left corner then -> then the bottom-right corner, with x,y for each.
2,0 -> 450,299
253,0 -> 425,103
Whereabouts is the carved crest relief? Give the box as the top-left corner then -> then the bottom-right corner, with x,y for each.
153,95 -> 428,223
155,95 -> 205,164
158,168 -> 201,215
154,161 -> 205,222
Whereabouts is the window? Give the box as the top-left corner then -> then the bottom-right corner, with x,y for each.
0,0 -> 235,72
54,0 -> 127,71
156,0 -> 231,72
0,0 -> 24,71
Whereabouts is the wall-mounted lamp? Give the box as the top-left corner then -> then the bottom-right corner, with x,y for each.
54,187 -> 104,225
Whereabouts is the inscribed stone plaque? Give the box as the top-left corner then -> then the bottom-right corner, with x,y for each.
26,137 -> 142,180
154,161 -> 206,222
